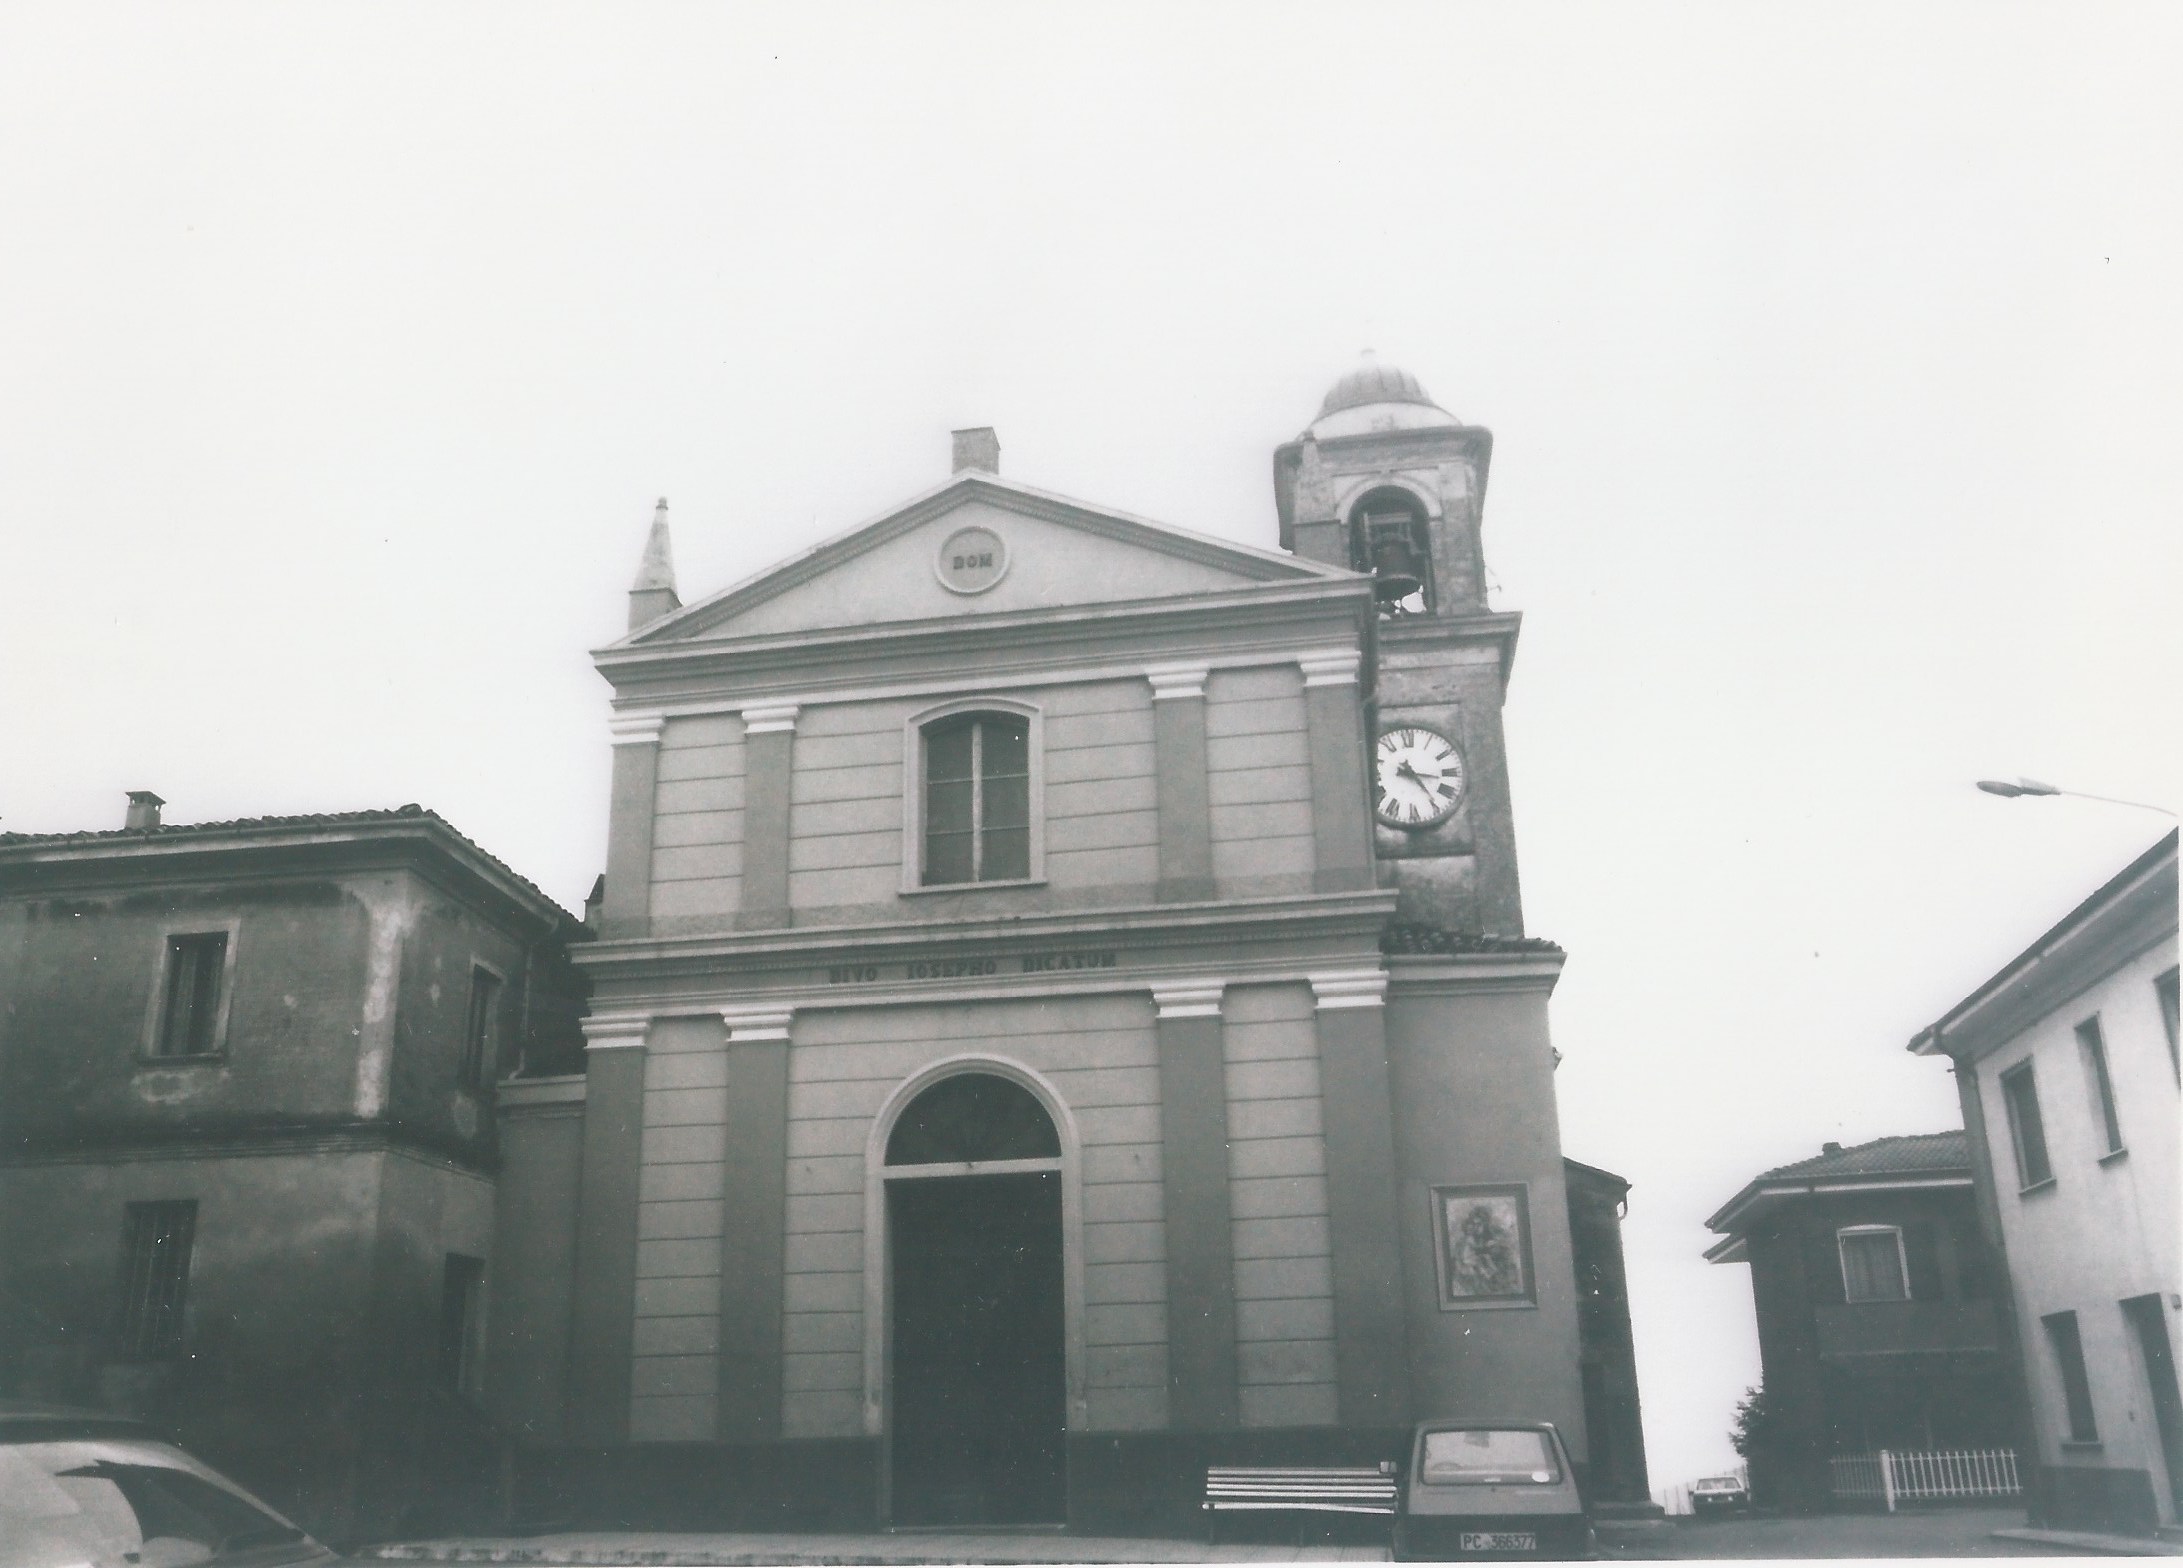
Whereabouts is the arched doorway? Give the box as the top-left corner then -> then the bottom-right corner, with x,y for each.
883,1071 -> 1067,1525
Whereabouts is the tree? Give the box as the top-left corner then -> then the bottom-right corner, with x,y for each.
1730,1383 -> 1777,1461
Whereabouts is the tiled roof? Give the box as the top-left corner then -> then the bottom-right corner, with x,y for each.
1755,1130 -> 1968,1182
1381,922 -> 1564,957
0,804 -> 573,923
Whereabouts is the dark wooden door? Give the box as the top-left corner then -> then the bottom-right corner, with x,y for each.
888,1172 -> 1066,1525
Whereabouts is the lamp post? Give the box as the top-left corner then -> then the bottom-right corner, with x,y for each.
1975,777 -> 2176,818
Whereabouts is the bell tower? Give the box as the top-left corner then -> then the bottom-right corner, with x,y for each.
1275,361 -> 1528,936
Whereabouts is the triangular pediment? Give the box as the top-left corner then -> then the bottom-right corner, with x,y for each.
621,474 -> 1352,646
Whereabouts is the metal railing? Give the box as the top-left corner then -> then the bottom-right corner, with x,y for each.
1830,1449 -> 2020,1510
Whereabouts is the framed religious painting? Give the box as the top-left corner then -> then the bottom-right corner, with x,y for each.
1430,1184 -> 1536,1309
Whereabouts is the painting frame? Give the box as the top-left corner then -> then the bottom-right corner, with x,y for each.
1430,1183 -> 1537,1310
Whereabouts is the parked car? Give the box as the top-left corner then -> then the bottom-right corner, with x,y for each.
1393,1419 -> 1592,1561
1689,1473 -> 1750,1516
0,1401 -> 340,1568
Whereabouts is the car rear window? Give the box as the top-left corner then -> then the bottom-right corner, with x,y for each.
0,1436 -> 311,1565
1418,1428 -> 1562,1485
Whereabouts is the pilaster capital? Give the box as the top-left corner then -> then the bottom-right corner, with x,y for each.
721,1006 -> 794,1042
1144,662 -> 1210,701
741,703 -> 802,735
1297,648 -> 1363,688
1150,981 -> 1226,1019
607,711 -> 666,747
581,1013 -> 652,1050
1309,969 -> 1389,1010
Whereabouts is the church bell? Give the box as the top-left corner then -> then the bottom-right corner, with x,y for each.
1363,511 -> 1428,605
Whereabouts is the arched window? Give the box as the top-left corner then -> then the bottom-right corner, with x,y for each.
921,711 -> 1030,885
885,1072 -> 1060,1165
1348,486 -> 1434,616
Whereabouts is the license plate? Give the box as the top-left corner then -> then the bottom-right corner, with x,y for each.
1460,1532 -> 1537,1553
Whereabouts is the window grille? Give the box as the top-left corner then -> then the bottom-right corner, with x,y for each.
118,1200 -> 196,1359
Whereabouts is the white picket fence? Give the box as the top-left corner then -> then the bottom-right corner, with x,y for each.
1830,1449 -> 2021,1510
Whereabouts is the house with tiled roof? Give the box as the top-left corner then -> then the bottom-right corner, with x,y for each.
1704,1131 -> 2023,1511
0,793 -> 588,1544
1910,831 -> 2179,1537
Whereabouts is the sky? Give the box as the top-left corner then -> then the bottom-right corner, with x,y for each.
4,2 -> 2179,1496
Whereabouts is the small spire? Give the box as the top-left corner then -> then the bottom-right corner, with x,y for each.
631,497 -> 676,593
627,497 -> 681,631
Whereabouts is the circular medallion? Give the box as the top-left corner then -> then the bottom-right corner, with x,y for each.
935,525 -> 1010,595
1374,725 -> 1466,829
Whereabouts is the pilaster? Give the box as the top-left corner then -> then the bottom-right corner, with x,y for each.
1298,650 -> 1375,894
1152,980 -> 1239,1430
1309,968 -> 1412,1428
717,1006 -> 794,1440
1147,664 -> 1213,902
567,1013 -> 650,1443
602,714 -> 664,932
740,704 -> 800,927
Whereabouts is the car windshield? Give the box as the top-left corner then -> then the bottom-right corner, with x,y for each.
1418,1428 -> 1562,1485
1694,1477 -> 1742,1492
0,1436 -> 314,1568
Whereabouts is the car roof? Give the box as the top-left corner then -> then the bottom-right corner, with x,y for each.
0,1400 -> 159,1438
1412,1419 -> 1560,1434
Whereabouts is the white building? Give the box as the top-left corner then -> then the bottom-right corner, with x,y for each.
1911,830 -> 2180,1536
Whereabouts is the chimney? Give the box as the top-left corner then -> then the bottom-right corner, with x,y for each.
951,427 -> 1000,475
125,790 -> 165,830
628,497 -> 681,631
1821,1141 -> 1843,1155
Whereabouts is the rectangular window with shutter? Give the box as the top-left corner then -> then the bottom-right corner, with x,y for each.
461,966 -> 503,1090
1837,1226 -> 1910,1303
154,933 -> 228,1057
2077,1017 -> 2124,1156
439,1253 -> 487,1395
2157,968 -> 2179,1085
2043,1310 -> 2100,1442
2000,1061 -> 2054,1190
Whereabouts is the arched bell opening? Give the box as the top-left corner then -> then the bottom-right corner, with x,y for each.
867,1063 -> 1076,1528
1348,485 -> 1436,616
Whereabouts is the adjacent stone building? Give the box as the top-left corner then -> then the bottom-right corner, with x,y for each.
1703,1132 -> 2022,1511
485,366 -> 1645,1530
0,799 -> 588,1542
1910,831 -> 2181,1536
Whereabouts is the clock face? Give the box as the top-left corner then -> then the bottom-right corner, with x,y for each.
1374,726 -> 1465,829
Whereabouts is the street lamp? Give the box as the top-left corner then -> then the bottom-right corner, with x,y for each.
1975,777 -> 2176,818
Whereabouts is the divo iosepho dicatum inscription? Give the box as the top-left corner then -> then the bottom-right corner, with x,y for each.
826,951 -> 1118,985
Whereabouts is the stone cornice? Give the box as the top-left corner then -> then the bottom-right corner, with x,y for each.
1386,950 -> 1567,996
574,889 -> 1397,1004
1376,609 -> 1525,687
0,820 -> 576,938
593,580 -> 1374,704
0,1119 -> 498,1176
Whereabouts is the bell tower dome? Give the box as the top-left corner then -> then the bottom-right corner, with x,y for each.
1275,360 -> 1527,936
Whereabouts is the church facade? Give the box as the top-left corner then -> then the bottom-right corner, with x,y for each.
486,367 -> 1620,1529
